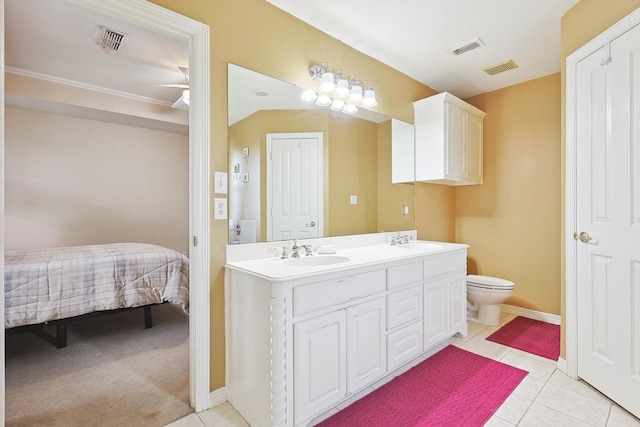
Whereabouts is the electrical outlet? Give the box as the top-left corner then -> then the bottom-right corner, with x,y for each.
350,195 -> 358,205
214,198 -> 227,219
214,171 -> 228,194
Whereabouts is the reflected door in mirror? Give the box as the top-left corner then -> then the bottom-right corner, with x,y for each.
267,132 -> 324,241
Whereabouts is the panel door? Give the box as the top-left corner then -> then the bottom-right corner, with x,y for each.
267,132 -> 323,242
575,22 -> 640,418
346,298 -> 386,393
294,310 -> 346,423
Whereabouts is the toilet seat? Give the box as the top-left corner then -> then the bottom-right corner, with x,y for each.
467,274 -> 514,290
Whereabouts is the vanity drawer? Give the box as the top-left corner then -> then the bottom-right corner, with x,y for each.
424,253 -> 466,280
387,320 -> 423,371
387,261 -> 423,290
387,285 -> 423,331
293,270 -> 386,316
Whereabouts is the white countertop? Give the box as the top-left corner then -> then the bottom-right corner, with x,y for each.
225,241 -> 468,280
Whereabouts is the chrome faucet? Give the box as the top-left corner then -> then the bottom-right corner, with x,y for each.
291,240 -> 313,258
390,234 -> 413,245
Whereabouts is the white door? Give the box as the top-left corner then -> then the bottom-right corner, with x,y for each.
267,132 -> 323,242
575,22 -> 640,418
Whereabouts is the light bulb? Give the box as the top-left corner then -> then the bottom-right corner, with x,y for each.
349,80 -> 363,104
343,103 -> 358,115
318,67 -> 336,93
330,98 -> 345,111
362,88 -> 377,107
334,72 -> 350,98
315,94 -> 332,107
300,89 -> 318,102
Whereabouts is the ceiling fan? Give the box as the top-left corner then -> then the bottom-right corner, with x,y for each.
165,66 -> 190,110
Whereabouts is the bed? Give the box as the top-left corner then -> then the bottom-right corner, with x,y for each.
4,243 -> 189,347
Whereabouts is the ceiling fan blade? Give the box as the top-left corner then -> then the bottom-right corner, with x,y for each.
160,83 -> 189,89
178,66 -> 189,82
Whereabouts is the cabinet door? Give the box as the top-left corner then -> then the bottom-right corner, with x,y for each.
445,102 -> 467,179
449,276 -> 467,335
424,278 -> 449,349
294,310 -> 347,423
466,113 -> 483,183
347,298 -> 386,393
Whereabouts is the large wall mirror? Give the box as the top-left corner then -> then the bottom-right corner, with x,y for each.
228,63 -> 414,244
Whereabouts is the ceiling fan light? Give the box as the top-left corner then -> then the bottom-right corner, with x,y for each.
182,89 -> 190,105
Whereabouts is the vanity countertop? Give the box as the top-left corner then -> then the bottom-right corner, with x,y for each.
225,241 -> 468,281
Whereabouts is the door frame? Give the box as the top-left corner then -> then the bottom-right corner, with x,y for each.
266,132 -> 324,241
1,0 -> 212,415
565,7 -> 640,379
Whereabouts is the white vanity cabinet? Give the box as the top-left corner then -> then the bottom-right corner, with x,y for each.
225,245 -> 467,427
413,92 -> 486,186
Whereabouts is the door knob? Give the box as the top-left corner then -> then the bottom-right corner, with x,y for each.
305,221 -> 316,227
573,231 -> 593,243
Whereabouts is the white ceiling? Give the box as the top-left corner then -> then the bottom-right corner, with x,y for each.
266,0 -> 579,99
5,0 -> 579,119
5,0 -> 189,106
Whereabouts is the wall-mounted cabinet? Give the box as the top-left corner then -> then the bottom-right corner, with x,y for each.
413,92 -> 485,186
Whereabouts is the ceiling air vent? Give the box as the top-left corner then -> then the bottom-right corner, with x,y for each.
483,60 -> 519,76
451,38 -> 486,56
97,26 -> 126,53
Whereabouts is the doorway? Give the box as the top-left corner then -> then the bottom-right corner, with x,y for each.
0,0 -> 211,419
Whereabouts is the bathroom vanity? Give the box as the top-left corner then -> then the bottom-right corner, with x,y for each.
225,233 -> 468,427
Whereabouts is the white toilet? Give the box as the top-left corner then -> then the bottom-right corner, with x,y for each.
466,274 -> 515,326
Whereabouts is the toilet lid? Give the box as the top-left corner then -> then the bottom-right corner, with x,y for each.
467,274 -> 514,290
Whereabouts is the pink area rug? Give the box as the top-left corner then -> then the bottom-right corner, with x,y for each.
486,316 -> 560,361
316,345 -> 527,427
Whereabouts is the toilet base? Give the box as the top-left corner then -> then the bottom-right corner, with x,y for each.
467,304 -> 502,326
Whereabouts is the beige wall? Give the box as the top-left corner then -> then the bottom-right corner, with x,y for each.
457,73 -> 562,315
559,0 -> 640,357
149,0 -> 441,390
5,107 -> 189,253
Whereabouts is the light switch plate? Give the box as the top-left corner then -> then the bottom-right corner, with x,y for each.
214,171 -> 228,194
350,195 -> 358,205
214,198 -> 227,219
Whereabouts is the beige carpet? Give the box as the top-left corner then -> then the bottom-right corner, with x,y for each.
5,304 -> 193,427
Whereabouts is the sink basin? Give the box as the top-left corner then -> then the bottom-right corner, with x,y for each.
395,242 -> 442,251
285,255 -> 350,267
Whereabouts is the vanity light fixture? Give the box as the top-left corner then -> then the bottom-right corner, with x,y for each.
303,62 -> 378,115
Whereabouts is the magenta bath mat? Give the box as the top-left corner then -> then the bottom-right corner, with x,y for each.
487,316 -> 560,360
316,345 -> 527,427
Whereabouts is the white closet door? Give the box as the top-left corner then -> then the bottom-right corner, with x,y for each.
575,22 -> 640,418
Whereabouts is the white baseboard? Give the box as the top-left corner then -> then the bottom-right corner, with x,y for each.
501,304 -> 561,325
208,387 -> 227,409
557,357 -> 568,374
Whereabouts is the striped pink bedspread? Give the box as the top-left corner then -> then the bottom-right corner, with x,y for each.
4,243 -> 189,328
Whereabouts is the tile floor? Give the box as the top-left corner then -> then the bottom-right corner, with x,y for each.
166,314 -> 640,427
